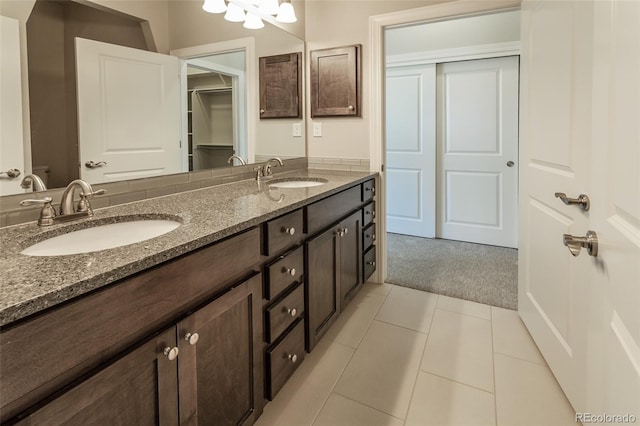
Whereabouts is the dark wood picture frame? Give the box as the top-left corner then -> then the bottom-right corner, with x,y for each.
310,44 -> 362,117
259,52 -> 302,119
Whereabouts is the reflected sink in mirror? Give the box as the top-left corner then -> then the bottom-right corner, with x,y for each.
21,218 -> 181,256
268,178 -> 328,189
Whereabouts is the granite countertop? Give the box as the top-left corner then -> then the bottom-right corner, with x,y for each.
0,169 -> 376,327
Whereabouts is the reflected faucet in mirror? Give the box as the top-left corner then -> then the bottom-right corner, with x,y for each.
227,155 -> 247,166
20,174 -> 47,192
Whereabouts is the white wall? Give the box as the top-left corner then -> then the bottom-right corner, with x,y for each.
385,10 -> 520,57
304,0 -> 455,163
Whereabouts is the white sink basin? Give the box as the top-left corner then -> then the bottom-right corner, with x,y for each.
269,178 -> 328,189
21,219 -> 181,256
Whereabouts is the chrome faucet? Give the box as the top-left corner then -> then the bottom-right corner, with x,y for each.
262,157 -> 284,177
227,154 -> 247,166
20,174 -> 47,192
20,179 -> 106,226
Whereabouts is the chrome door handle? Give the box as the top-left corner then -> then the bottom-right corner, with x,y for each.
0,169 -> 21,179
554,192 -> 590,211
563,230 -> 598,257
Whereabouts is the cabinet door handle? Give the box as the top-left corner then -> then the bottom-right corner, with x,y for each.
288,353 -> 298,364
287,308 -> 297,317
366,186 -> 375,194
343,227 -> 348,235
185,332 -> 200,345
335,228 -> 344,237
283,267 -> 296,276
282,226 -> 295,236
163,346 -> 179,361
367,261 -> 376,267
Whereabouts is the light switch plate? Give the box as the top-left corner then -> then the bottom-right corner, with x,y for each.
292,123 -> 302,137
313,122 -> 322,137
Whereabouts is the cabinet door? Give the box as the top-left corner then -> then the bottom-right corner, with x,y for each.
339,210 -> 362,308
305,226 -> 339,352
310,45 -> 361,117
15,328 -> 179,426
177,274 -> 263,426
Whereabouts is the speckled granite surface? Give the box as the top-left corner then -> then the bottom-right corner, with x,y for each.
0,170 -> 376,327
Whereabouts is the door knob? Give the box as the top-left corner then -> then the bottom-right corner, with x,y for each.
506,161 -> 515,167
555,192 -> 590,211
85,161 -> 107,169
563,230 -> 598,257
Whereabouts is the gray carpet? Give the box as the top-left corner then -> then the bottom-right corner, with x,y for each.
386,233 -> 518,310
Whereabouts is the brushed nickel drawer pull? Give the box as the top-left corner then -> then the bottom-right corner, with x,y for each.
283,267 -> 296,276
163,346 -> 179,361
287,308 -> 297,317
288,353 -> 298,364
282,226 -> 295,235
184,332 -> 200,346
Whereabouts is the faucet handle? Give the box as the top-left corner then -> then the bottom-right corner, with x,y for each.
77,189 -> 106,214
19,197 -> 56,226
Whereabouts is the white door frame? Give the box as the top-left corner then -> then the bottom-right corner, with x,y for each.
171,38 -> 257,165
369,0 -> 521,284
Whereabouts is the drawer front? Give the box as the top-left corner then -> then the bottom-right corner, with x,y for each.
305,185 -> 361,235
362,201 -> 375,227
361,179 -> 376,202
363,245 -> 377,283
0,227 -> 261,421
265,283 -> 304,343
265,245 -> 304,300
266,319 -> 305,400
264,209 -> 304,256
362,222 -> 376,252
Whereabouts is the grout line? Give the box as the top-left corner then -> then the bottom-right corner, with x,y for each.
372,318 -> 431,335
331,391 -> 406,423
402,294 -> 439,424
494,351 -> 549,367
419,370 -> 497,396
491,306 -> 500,426
434,305 -> 492,322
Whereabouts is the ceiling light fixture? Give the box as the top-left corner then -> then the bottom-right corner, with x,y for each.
202,0 -> 297,28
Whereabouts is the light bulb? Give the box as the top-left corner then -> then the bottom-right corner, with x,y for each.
202,0 -> 227,13
276,1 -> 297,23
243,12 -> 264,29
224,2 -> 246,22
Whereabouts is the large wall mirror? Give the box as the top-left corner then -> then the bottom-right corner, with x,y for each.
0,0 -> 305,195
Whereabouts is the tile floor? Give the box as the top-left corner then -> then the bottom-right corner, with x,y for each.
255,283 -> 578,426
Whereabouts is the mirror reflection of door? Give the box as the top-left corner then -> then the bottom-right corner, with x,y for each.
185,51 -> 246,171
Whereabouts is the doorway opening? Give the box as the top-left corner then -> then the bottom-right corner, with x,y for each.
381,9 -> 520,309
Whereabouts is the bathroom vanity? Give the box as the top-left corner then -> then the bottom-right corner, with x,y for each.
0,170 -> 377,425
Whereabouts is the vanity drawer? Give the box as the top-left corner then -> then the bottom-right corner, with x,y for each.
363,245 -> 376,283
266,319 -> 305,400
363,222 -> 376,252
362,201 -> 375,227
265,283 -> 304,343
305,185 -> 361,235
265,245 -> 304,300
362,179 -> 376,202
264,209 -> 304,256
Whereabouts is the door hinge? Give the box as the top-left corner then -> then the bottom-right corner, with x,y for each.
381,164 -> 385,172
179,140 -> 182,148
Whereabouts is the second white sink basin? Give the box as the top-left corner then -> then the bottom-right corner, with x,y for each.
269,178 -> 328,189
21,219 -> 181,256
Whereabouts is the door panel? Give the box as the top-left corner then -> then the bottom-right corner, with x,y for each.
436,56 -> 519,248
386,65 -> 436,237
76,38 -> 182,184
519,0 -> 591,412
0,16 -> 25,196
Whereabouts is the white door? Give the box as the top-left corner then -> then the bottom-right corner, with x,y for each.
386,64 -> 436,238
76,38 -> 183,184
519,0 -> 639,418
436,56 -> 519,248
0,15 -> 25,195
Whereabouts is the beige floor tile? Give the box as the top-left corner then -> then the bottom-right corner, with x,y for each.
375,285 -> 438,333
494,353 -> 576,426
255,339 -> 355,426
366,281 -> 393,296
491,307 -> 546,364
324,288 -> 387,349
333,320 -> 427,419
313,393 -> 404,426
437,294 -> 492,320
405,372 -> 496,426
421,309 -> 494,392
